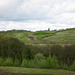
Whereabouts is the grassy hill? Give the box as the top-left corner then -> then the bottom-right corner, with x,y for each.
44,29 -> 75,41
0,28 -> 75,44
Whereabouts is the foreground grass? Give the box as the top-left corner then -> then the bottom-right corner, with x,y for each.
0,67 -> 75,75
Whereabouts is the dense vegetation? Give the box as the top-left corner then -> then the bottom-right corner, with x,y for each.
0,34 -> 75,71
0,28 -> 75,73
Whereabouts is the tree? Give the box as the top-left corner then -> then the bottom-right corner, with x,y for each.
48,28 -> 50,31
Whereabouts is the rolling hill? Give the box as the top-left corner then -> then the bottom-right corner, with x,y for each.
0,28 -> 75,44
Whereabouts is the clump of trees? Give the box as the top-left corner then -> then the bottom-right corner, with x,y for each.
0,36 -> 75,71
0,36 -> 37,63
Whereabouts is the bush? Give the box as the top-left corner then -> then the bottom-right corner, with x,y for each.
34,53 -> 45,68
38,59 -> 47,68
47,55 -> 59,69
51,55 -> 59,68
13,58 -> 20,67
0,57 -> 3,66
70,60 -> 75,71
60,63 -> 68,70
21,59 -> 29,67
34,53 -> 45,61
3,58 -> 13,66
28,59 -> 35,68
28,54 -> 47,68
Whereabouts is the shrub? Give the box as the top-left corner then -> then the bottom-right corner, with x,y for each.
60,63 -> 68,70
13,58 -> 20,67
3,58 -> 13,66
28,54 -> 47,68
0,57 -> 3,66
34,53 -> 45,61
38,59 -> 47,68
47,55 -> 59,69
70,60 -> 75,71
28,59 -> 35,68
34,53 -> 45,68
51,55 -> 59,68
21,59 -> 29,67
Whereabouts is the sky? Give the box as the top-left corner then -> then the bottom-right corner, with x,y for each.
0,0 -> 75,31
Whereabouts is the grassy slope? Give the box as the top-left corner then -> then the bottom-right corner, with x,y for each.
43,29 -> 75,44
0,67 -> 75,75
33,31 -> 55,40
0,28 -> 75,44
0,30 -> 32,44
44,29 -> 75,41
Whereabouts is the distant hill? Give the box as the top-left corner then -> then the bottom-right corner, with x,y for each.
0,28 -> 75,44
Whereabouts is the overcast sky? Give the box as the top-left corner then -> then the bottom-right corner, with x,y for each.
0,0 -> 75,31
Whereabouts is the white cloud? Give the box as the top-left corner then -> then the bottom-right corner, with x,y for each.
0,0 -> 75,31
0,21 -> 75,31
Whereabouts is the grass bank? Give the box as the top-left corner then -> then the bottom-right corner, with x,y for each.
0,67 -> 75,75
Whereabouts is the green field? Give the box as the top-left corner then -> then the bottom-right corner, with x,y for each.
0,67 -> 75,75
45,29 -> 75,41
33,31 -> 55,40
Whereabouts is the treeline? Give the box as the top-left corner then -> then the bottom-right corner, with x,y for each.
0,29 -> 30,33
0,36 -> 75,71
32,44 -> 75,65
0,36 -> 38,63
